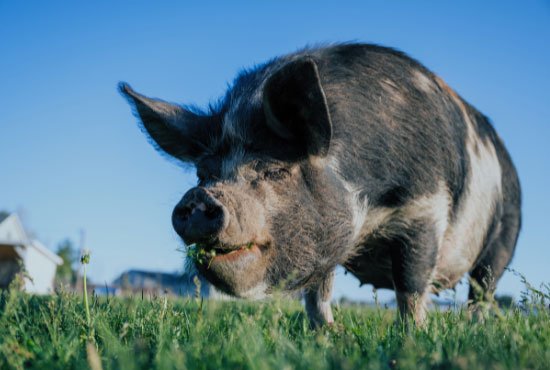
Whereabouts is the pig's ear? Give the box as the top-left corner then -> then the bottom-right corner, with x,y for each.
263,58 -> 332,157
119,83 -> 208,162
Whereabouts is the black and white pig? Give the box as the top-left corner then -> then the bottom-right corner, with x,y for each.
120,43 -> 521,327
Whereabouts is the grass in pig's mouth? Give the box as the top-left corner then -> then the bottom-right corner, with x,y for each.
186,241 -> 256,267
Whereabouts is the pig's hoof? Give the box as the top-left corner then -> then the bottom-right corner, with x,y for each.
468,302 -> 493,323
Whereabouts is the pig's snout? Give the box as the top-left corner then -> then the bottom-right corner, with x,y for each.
172,187 -> 227,245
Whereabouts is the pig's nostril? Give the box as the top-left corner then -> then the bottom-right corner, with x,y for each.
173,187 -> 227,244
204,207 -> 220,220
176,206 -> 192,222
176,203 -> 220,223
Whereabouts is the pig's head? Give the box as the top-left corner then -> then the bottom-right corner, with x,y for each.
120,58 -> 353,298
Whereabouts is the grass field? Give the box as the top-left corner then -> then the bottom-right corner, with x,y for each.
0,281 -> 548,370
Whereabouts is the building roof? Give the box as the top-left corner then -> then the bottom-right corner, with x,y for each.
112,269 -> 192,287
0,213 -> 30,245
0,213 -> 62,265
30,240 -> 63,265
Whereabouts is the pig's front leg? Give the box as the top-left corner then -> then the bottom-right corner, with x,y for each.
390,220 -> 438,326
304,270 -> 335,328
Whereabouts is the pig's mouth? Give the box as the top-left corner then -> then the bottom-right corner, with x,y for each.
190,241 -> 264,264
190,240 -> 270,297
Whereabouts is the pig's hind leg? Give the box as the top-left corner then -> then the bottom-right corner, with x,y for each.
304,270 -> 335,328
468,208 -> 520,309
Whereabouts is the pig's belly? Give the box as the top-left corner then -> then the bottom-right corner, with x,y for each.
343,238 -> 395,290
432,234 -> 482,292
343,235 -> 477,292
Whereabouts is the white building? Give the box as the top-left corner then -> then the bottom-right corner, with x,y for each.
0,213 -> 62,294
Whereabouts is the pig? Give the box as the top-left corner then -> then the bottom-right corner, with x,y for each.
120,43 -> 521,327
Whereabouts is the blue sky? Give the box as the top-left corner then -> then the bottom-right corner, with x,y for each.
1,1 -> 549,302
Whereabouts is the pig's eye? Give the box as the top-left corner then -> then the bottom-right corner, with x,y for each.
263,168 -> 290,181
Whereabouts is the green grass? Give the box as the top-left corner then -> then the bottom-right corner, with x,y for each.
0,286 -> 548,370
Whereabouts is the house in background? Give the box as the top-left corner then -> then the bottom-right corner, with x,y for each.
111,269 -> 223,298
0,213 -> 62,293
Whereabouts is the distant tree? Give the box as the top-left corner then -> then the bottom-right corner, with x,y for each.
0,210 -> 9,221
55,239 -> 79,287
495,294 -> 515,309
